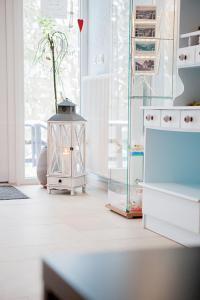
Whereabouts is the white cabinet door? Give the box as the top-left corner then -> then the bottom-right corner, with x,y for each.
177,46 -> 196,67
0,0 -> 8,182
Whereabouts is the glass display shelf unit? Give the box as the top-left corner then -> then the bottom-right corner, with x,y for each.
106,0 -> 176,218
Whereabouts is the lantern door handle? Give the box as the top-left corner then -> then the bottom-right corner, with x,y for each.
70,147 -> 74,151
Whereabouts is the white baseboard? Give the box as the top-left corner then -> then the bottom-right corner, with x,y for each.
87,173 -> 108,191
144,215 -> 200,247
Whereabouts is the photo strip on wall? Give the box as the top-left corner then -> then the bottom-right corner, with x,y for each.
133,5 -> 158,75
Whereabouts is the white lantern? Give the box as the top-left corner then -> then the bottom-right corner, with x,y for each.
47,99 -> 86,195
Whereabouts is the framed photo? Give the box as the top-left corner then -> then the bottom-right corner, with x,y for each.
135,6 -> 156,21
133,5 -> 157,75
135,25 -> 156,38
135,41 -> 156,54
134,58 -> 155,74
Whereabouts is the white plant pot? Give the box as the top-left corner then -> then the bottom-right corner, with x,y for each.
37,146 -> 47,186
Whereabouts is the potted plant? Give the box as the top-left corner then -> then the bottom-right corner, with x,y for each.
35,18 -> 69,186
35,17 -> 69,112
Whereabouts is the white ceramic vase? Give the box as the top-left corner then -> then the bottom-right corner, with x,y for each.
37,146 -> 47,186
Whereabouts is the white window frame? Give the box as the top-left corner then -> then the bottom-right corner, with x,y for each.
5,0 -> 88,185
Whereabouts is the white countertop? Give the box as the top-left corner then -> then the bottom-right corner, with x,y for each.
141,106 -> 200,110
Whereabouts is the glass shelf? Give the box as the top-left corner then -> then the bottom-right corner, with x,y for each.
132,37 -> 174,41
131,96 -> 173,99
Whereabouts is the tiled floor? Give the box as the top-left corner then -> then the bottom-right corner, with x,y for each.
0,185 -> 181,300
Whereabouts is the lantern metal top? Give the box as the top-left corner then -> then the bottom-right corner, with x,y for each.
48,98 -> 86,122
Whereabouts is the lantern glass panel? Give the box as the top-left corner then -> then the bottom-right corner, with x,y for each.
72,123 -> 85,177
48,123 -> 72,177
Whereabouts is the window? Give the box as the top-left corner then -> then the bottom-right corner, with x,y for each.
23,0 -> 80,178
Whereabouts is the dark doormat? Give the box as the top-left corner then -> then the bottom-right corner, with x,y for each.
0,186 -> 29,200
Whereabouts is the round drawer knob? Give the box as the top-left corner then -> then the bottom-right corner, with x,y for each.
184,116 -> 193,123
58,179 -> 62,183
163,115 -> 172,122
146,115 -> 154,121
179,54 -> 187,61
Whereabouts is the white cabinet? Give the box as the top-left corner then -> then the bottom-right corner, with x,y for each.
142,0 -> 200,246
142,107 -> 200,246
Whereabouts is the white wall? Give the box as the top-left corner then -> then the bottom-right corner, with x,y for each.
0,0 -> 25,185
81,1 -> 112,180
0,0 -> 8,182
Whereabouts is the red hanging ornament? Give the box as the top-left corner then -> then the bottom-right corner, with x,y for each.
77,19 -> 84,32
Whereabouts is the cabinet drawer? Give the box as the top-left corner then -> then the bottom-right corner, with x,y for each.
47,176 -> 71,186
47,176 -> 86,188
177,46 -> 196,67
144,110 -> 160,127
181,111 -> 200,129
161,110 -> 180,128
195,45 -> 200,63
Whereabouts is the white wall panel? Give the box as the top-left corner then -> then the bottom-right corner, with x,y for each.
88,0 -> 111,76
0,0 -> 8,182
82,75 -> 110,178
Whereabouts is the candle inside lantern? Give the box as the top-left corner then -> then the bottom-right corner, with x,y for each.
63,147 -> 70,156
62,147 -> 71,175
